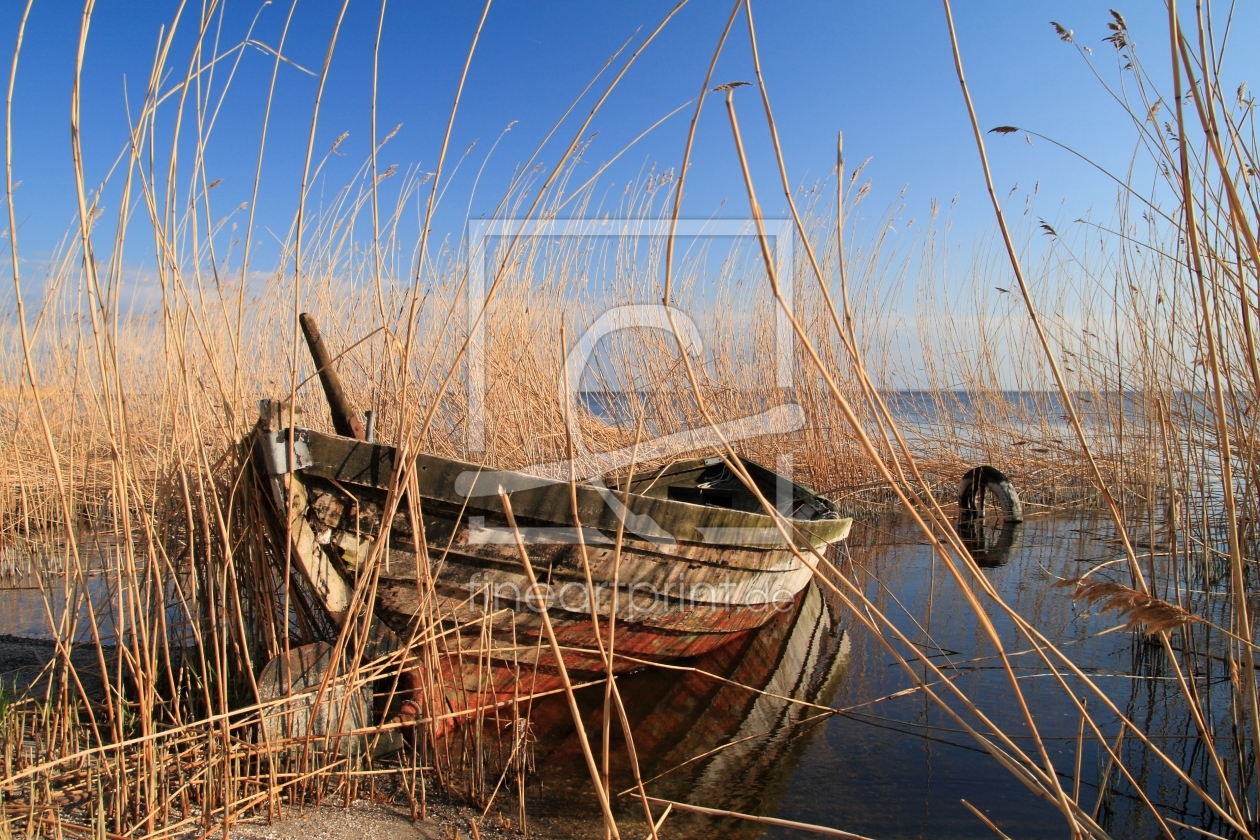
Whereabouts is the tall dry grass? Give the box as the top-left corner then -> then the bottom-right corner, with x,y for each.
0,1 -> 1257,839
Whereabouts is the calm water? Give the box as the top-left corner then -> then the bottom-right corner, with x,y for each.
1,516 -> 1237,838
0,533 -> 191,646
507,513 -> 1235,839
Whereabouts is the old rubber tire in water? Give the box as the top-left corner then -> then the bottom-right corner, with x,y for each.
958,465 -> 1023,522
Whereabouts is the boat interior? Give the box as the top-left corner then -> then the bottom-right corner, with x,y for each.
618,456 -> 841,521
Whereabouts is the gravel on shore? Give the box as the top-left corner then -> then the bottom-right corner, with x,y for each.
226,788 -> 537,840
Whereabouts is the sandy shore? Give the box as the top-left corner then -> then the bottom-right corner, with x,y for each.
227,793 -> 538,840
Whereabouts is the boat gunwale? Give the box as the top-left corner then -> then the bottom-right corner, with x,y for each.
285,426 -> 852,550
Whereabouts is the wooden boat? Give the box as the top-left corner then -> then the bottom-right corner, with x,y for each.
252,315 -> 852,726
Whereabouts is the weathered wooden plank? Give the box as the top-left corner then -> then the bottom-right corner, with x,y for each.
296,427 -> 850,549
299,313 -> 367,441
375,579 -> 776,652
303,433 -> 397,488
303,481 -> 828,577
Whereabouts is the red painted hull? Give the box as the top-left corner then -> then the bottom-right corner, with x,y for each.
398,596 -> 799,732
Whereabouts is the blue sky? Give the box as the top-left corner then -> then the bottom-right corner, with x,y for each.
2,1 -> 1256,283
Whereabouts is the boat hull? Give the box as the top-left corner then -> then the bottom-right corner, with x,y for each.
252,416 -> 851,726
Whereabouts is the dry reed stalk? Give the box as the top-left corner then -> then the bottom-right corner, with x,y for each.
938,3 -> 1259,832
3,1 -> 1259,837
710,62 -> 1095,832
660,4 -> 1260,836
497,490 -> 620,839
559,324 -> 659,840
960,798 -> 1011,840
632,793 -> 878,839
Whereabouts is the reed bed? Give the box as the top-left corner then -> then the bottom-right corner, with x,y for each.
0,1 -> 1257,838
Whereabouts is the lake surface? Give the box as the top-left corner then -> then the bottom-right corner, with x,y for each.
0,532 -> 192,647
0,514 -> 1237,838
505,512 -> 1231,839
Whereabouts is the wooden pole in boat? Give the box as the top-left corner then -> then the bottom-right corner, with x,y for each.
299,313 -> 367,441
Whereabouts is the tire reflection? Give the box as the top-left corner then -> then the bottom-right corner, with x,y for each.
957,510 -> 1023,567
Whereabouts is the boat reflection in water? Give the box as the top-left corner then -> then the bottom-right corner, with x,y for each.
511,581 -> 850,838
